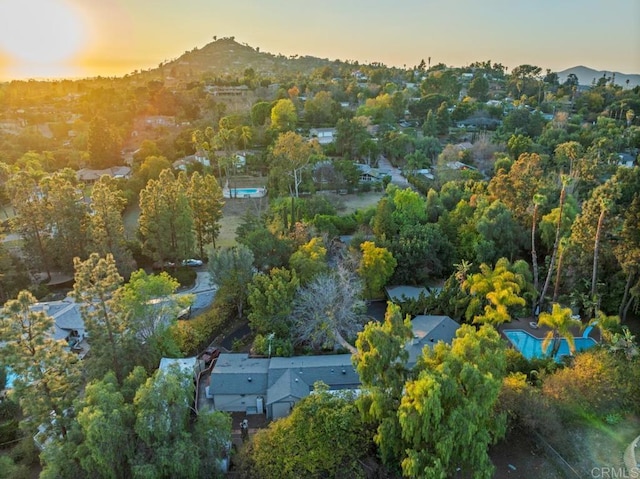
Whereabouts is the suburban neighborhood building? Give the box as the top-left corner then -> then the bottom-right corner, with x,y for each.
309,127 -> 337,145
206,315 -> 459,419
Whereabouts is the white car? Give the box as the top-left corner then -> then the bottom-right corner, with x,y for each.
182,259 -> 203,267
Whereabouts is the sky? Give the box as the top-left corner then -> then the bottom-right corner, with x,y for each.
0,0 -> 638,81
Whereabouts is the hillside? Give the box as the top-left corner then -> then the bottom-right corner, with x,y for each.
158,37 -> 341,80
558,65 -> 640,88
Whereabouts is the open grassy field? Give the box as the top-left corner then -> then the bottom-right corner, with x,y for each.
123,183 -> 384,250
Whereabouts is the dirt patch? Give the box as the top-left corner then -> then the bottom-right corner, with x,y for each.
548,414 -> 640,476
489,428 -> 564,479
319,190 -> 383,215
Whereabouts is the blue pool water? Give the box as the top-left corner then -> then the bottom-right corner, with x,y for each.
504,329 -> 597,361
224,187 -> 266,198
4,370 -> 17,389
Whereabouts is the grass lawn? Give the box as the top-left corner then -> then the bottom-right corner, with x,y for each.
123,186 -> 384,250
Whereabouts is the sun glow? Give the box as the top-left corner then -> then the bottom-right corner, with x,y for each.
0,0 -> 87,78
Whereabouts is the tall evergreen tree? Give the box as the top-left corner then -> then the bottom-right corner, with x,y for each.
89,176 -> 136,278
187,171 -> 224,257
139,169 -> 195,265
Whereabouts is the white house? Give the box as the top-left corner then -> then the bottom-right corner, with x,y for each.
309,128 -> 336,145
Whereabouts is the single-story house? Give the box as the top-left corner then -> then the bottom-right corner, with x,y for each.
355,163 -> 384,182
385,285 -> 430,303
77,166 -> 132,183
209,354 -> 269,414
208,314 -> 459,419
309,128 -> 336,145
31,299 -> 88,357
209,353 -> 359,420
267,355 -> 358,419
406,315 -> 461,365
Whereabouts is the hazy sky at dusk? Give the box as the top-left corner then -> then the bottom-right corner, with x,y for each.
0,0 -> 638,80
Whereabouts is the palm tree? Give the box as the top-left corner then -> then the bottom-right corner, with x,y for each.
462,257 -> 526,326
237,125 -> 253,151
538,303 -> 582,358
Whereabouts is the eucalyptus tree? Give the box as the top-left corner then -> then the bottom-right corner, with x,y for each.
615,195 -> 640,321
270,131 -> 321,198
538,175 -> 571,312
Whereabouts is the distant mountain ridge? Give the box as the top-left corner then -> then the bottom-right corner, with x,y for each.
557,66 -> 640,88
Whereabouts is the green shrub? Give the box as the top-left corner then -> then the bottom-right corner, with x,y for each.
170,267 -> 197,288
253,334 -> 293,357
171,298 -> 236,356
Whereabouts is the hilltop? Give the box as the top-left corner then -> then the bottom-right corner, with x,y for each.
156,36 -> 345,80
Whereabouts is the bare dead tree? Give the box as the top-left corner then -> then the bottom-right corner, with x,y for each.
290,266 -> 366,352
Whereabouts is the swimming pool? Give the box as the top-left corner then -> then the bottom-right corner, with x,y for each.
223,187 -> 267,199
4,369 -> 17,389
503,329 -> 597,361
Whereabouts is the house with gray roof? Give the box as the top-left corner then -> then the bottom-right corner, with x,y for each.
385,285 -> 430,303
406,315 -> 460,365
209,354 -> 269,414
209,353 -> 358,419
267,355 -> 358,419
209,315 -> 458,420
31,299 -> 87,356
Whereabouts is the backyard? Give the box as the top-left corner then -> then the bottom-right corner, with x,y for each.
124,175 -> 384,249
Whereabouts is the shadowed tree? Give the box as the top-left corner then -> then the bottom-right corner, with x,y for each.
40,170 -> 89,273
7,170 -> 52,281
208,245 -> 255,318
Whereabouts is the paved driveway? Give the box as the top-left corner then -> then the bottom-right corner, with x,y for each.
377,155 -> 410,188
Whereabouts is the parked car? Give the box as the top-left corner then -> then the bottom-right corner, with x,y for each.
182,259 -> 203,267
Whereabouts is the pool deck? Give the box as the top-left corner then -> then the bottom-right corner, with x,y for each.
499,317 -> 601,342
